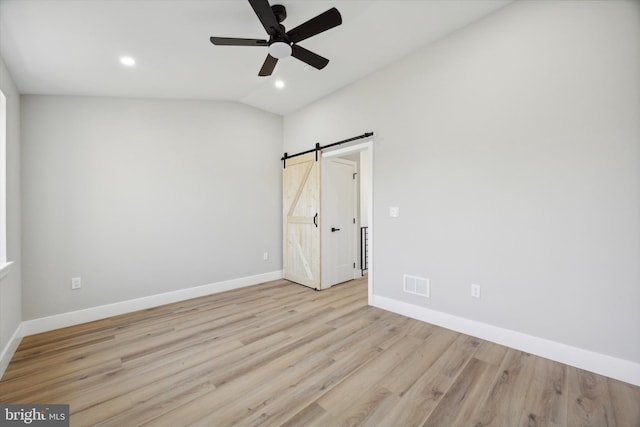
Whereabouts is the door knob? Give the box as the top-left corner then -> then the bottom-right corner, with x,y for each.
331,227 -> 341,232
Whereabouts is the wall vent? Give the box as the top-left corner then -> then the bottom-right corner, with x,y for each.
403,274 -> 430,298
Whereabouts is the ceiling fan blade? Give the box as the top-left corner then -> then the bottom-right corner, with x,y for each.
210,37 -> 268,46
249,0 -> 283,36
258,54 -> 278,76
287,7 -> 342,44
291,45 -> 329,70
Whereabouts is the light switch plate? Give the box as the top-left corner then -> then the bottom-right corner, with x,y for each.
390,207 -> 400,218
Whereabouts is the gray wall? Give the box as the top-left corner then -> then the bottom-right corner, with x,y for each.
284,1 -> 640,363
22,95 -> 282,320
0,55 -> 22,357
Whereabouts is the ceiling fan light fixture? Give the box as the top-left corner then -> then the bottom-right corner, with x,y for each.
268,41 -> 291,59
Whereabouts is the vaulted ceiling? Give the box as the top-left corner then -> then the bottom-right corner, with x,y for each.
0,0 -> 510,115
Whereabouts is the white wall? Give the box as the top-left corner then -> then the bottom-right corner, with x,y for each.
0,55 -> 22,372
21,95 -> 282,320
284,0 -> 640,367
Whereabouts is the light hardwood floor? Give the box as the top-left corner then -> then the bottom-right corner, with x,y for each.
1,278 -> 639,426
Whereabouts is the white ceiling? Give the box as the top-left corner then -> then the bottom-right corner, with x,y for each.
0,0 -> 510,115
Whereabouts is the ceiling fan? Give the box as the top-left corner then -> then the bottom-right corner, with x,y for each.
210,0 -> 342,77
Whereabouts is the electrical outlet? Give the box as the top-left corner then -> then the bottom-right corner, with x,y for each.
71,277 -> 82,290
471,284 -> 481,298
263,252 -> 269,261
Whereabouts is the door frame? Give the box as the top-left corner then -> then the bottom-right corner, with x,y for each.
322,140 -> 374,305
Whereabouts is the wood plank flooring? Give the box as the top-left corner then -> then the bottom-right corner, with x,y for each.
1,278 -> 639,426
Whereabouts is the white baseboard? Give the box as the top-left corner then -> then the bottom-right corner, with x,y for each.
372,294 -> 640,387
0,322 -> 23,380
21,270 -> 283,337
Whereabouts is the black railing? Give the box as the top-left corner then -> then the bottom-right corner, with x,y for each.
360,226 -> 369,274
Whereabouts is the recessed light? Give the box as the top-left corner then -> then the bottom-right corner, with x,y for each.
120,56 -> 136,67
274,80 -> 285,89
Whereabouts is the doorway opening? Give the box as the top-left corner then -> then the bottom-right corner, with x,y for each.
322,141 -> 373,305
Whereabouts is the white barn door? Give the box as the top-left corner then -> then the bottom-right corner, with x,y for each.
283,153 -> 321,289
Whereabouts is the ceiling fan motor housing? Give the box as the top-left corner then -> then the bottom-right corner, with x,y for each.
268,5 -> 291,59
271,4 -> 287,23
